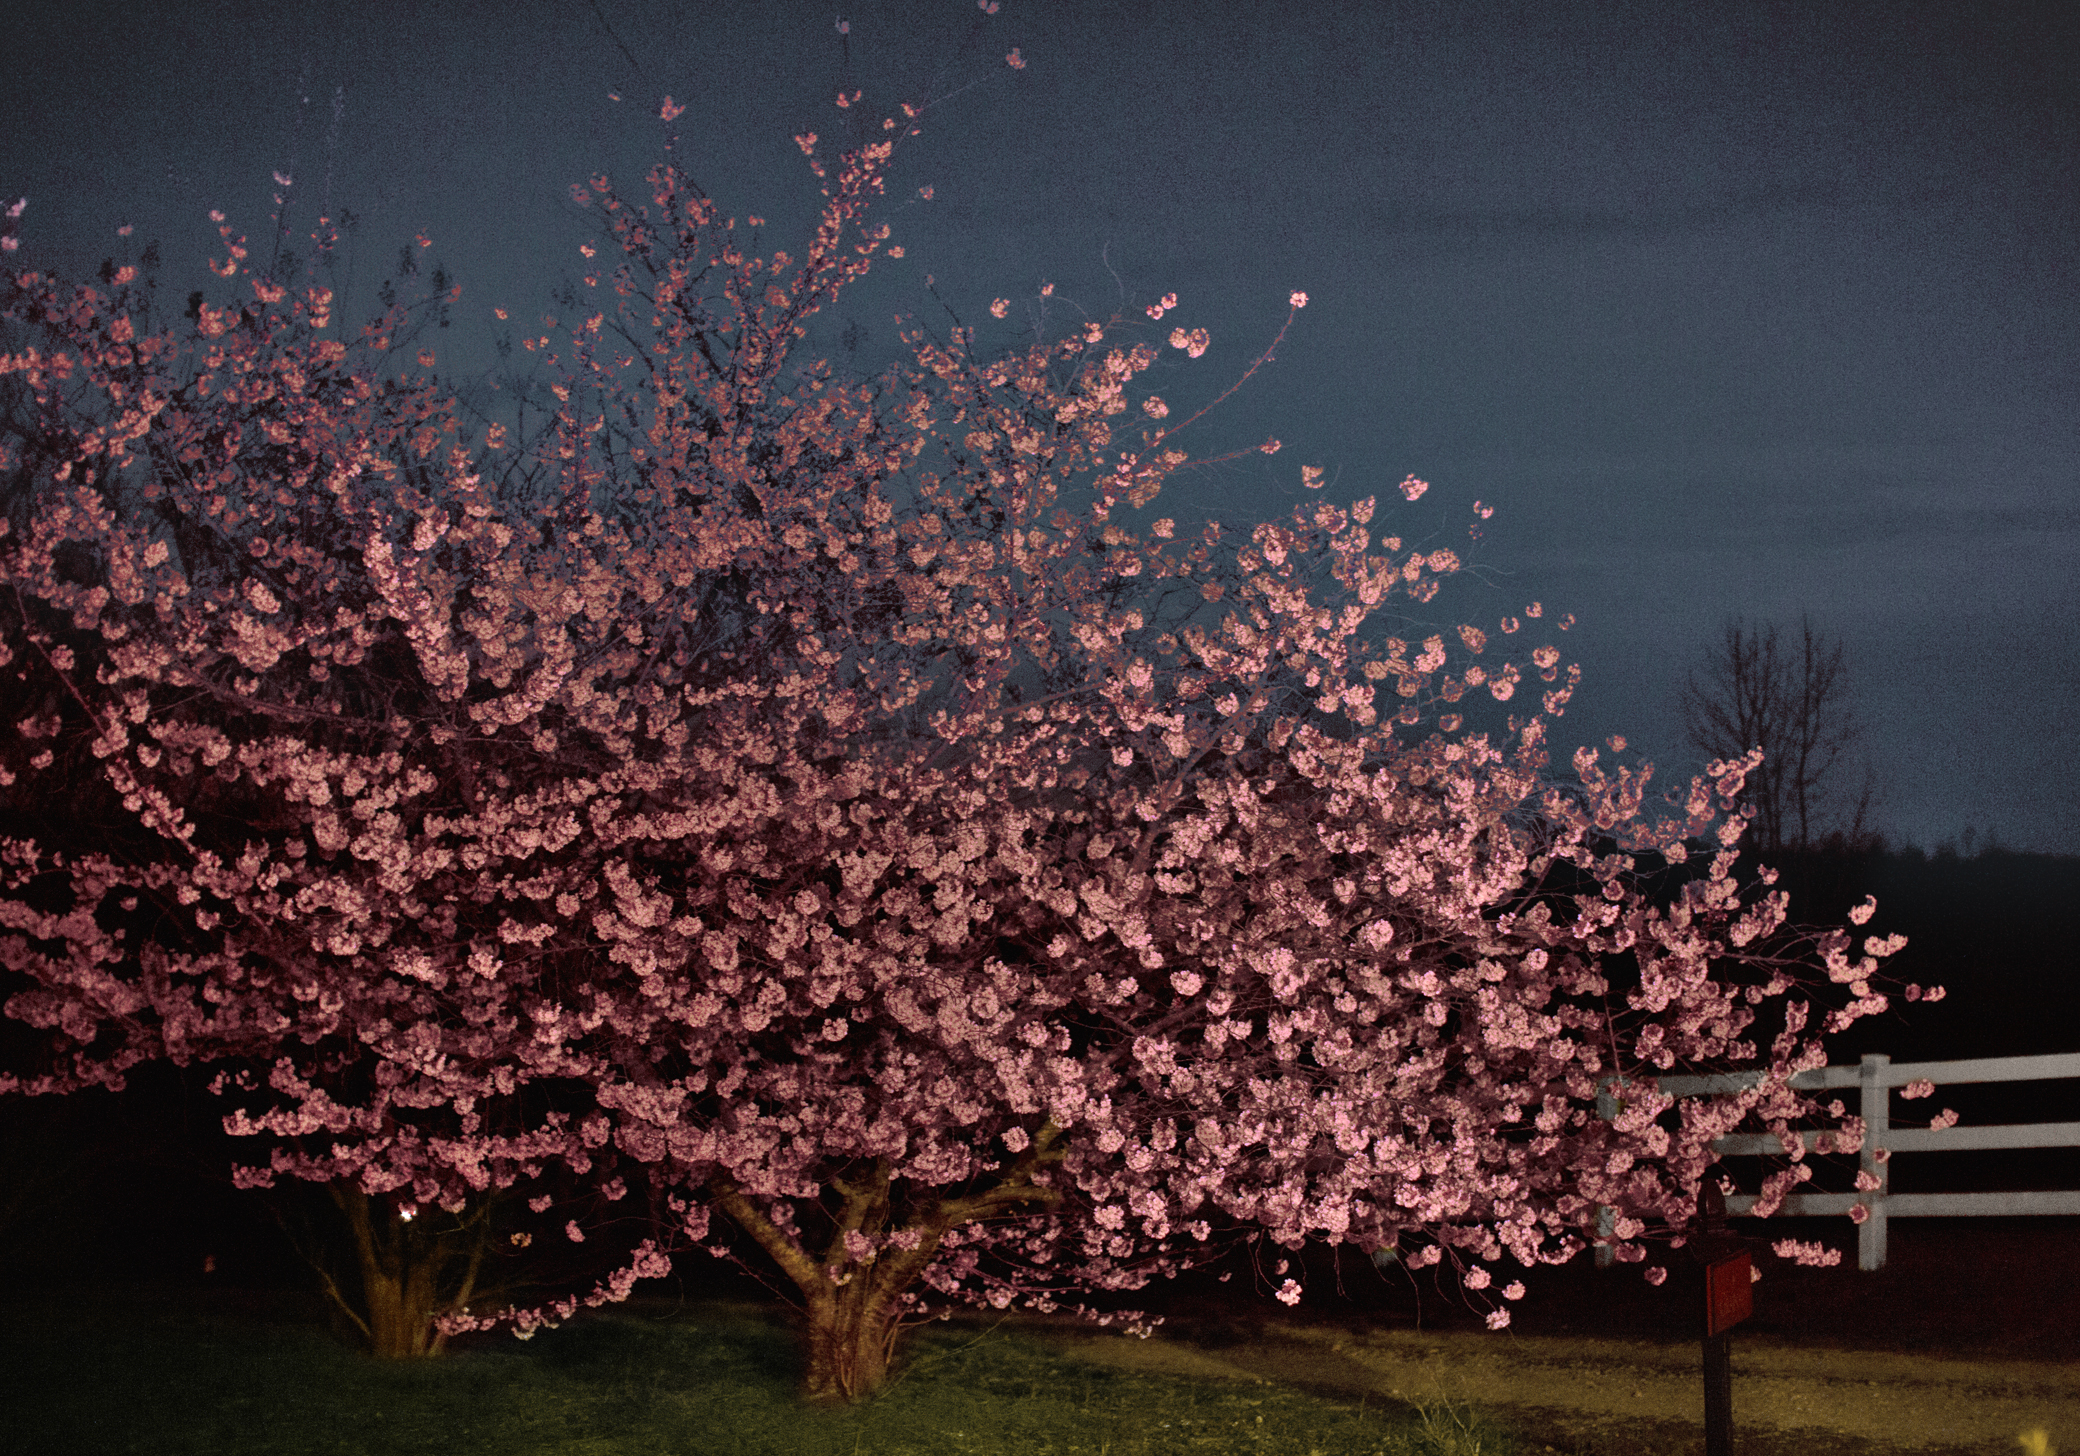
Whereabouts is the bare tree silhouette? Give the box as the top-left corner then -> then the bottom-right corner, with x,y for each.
1679,615 -> 1881,856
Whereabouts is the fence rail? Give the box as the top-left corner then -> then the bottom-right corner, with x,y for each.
1593,1050 -> 2080,1270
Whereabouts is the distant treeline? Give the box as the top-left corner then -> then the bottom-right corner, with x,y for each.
1743,842 -> 2078,1066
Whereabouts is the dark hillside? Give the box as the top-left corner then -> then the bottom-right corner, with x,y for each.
1753,845 -> 2079,1065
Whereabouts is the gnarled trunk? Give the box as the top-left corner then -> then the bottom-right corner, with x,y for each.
273,1183 -> 497,1359
711,1124 -> 1068,1404
332,1184 -> 479,1358
798,1277 -> 905,1404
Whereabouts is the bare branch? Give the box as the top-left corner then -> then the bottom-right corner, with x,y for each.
1679,615 -> 1879,855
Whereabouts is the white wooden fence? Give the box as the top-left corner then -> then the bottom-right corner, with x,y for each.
1591,1050 -> 2080,1270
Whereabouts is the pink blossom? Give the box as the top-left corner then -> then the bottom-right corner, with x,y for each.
1772,1239 -> 1842,1268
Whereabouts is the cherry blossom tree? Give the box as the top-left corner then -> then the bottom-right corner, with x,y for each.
0,82 -> 1935,1398
0,210 -> 620,1353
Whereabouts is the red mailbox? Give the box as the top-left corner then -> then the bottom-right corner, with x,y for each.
1689,1180 -> 1753,1456
1704,1248 -> 1753,1337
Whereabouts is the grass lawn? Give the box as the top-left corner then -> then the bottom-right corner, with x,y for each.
1,1287 -> 1542,1456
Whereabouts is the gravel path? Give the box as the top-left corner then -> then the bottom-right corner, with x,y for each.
962,1212 -> 2080,1453
1002,1316 -> 2079,1454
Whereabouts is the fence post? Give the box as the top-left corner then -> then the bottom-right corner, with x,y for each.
1595,1080 -> 1619,1268
1859,1053 -> 1890,1271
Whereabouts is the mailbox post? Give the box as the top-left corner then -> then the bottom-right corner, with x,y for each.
1688,1181 -> 1752,1456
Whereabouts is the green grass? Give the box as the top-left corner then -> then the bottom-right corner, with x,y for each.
0,1290 -> 1548,1456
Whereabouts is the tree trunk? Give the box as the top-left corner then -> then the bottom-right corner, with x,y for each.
709,1129 -> 1068,1404
797,1280 -> 903,1404
322,1184 -> 491,1359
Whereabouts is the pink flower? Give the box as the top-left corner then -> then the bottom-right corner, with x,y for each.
1772,1238 -> 1842,1267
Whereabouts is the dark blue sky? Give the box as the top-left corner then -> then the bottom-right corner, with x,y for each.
6,0 -> 2075,853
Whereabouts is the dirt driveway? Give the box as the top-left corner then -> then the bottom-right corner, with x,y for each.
944,1216 -> 2080,1454
1006,1316 -> 2079,1455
